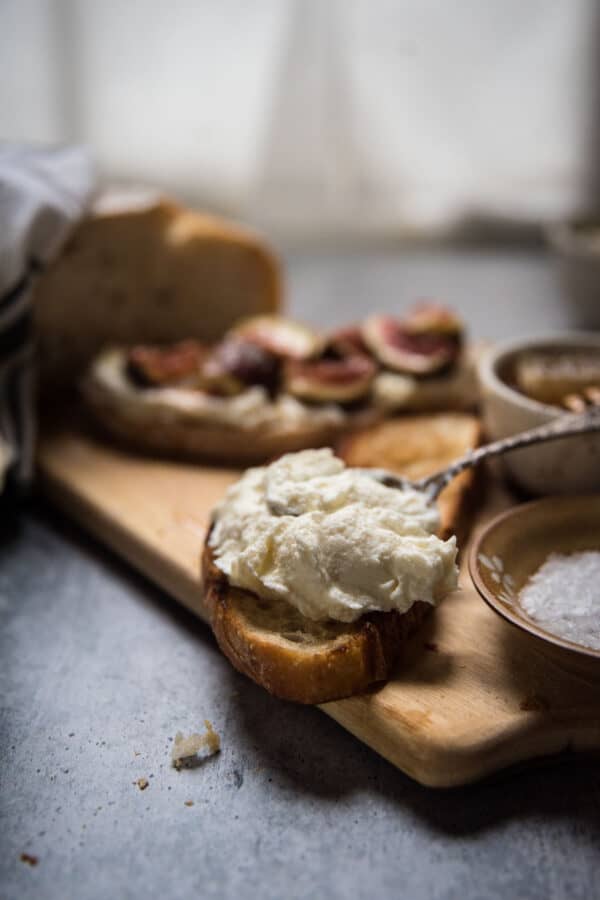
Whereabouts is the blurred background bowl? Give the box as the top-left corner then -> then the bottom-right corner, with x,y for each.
548,221 -> 600,329
478,332 -> 600,495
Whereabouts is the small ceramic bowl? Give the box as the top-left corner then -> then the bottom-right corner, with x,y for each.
478,332 -> 600,495
547,221 -> 600,329
470,495 -> 600,664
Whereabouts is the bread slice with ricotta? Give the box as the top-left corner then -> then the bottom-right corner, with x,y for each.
202,414 -> 480,704
82,347 -> 374,465
203,542 -> 430,704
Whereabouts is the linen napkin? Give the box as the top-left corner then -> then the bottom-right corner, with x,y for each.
0,143 -> 96,496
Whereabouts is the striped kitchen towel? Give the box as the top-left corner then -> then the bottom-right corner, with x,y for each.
0,144 -> 95,496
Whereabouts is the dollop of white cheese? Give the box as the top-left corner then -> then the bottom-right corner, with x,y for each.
209,448 -> 458,622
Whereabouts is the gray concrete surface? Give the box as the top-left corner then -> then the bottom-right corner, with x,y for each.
1,248 -> 599,900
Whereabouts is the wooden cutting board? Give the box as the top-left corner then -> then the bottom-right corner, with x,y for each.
38,426 -> 600,787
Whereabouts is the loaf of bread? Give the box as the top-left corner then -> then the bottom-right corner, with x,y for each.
34,190 -> 281,388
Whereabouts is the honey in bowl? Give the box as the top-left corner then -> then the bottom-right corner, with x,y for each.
502,348 -> 600,409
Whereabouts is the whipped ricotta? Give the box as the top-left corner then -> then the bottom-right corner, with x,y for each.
209,448 -> 458,622
92,349 -> 346,431
372,355 -> 477,412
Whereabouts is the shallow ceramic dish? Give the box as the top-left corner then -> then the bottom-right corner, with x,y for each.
470,495 -> 600,663
478,332 -> 600,495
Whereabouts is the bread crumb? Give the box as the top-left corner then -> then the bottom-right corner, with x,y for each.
184,800 -> 194,807
20,853 -> 38,866
172,720 -> 220,769
135,777 -> 149,791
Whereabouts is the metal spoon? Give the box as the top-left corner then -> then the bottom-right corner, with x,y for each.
360,407 -> 600,503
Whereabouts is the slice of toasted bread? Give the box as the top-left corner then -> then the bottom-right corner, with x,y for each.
84,381 -> 350,466
202,412 -> 481,704
338,412 -> 482,542
202,541 -> 430,704
82,348 -> 376,465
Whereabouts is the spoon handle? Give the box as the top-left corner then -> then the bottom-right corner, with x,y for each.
419,409 -> 600,501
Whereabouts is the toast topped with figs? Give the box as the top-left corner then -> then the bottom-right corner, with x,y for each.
84,305 -> 478,464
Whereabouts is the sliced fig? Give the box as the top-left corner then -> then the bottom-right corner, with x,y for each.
403,302 -> 463,338
126,340 -> 207,387
201,338 -> 281,396
284,353 -> 376,404
326,324 -> 372,359
362,315 -> 460,376
229,316 -> 324,360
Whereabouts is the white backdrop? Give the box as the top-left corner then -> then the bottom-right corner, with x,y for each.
1,0 -> 597,238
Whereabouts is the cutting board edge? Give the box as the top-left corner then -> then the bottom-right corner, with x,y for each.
324,703 -> 600,787
39,465 -> 210,623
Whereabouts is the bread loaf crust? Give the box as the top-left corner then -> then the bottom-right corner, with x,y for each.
35,194 -> 281,389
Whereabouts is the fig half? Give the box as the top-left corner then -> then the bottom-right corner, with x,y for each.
201,338 -> 280,396
127,340 -> 207,387
403,302 -> 463,338
229,316 -> 324,360
362,315 -> 460,376
284,353 -> 376,404
326,324 -> 371,358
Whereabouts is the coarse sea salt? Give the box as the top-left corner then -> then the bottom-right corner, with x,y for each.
519,551 -> 600,651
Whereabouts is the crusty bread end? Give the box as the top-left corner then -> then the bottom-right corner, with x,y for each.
34,192 -> 281,390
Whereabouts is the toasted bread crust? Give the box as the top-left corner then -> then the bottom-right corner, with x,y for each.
202,543 -> 431,704
83,380 -> 349,465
